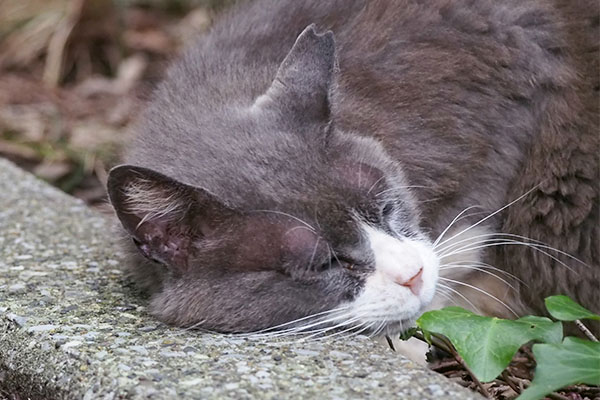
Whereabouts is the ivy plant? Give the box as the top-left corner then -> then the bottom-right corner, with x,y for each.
410,295 -> 600,400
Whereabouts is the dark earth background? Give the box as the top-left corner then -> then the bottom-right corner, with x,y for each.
0,0 -> 235,214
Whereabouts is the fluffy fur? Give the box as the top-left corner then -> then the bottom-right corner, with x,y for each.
107,0 -> 599,335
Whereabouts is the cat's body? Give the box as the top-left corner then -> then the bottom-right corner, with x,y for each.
108,0 -> 599,335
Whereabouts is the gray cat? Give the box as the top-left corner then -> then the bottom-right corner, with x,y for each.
107,0 -> 599,335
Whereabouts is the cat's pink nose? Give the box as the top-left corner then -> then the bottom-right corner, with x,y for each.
395,268 -> 423,295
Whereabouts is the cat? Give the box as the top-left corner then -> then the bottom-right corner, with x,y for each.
107,0 -> 599,336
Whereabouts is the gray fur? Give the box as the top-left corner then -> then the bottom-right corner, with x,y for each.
107,0 -> 599,333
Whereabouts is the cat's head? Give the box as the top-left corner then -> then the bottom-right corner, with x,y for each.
107,25 -> 439,335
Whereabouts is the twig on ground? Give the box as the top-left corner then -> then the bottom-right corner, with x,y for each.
385,335 -> 396,351
546,392 -> 571,400
510,375 -> 571,400
500,370 -> 521,395
561,385 -> 600,395
575,319 -> 598,342
507,375 -> 530,392
430,359 -> 461,373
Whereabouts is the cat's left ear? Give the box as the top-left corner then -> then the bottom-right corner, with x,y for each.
107,165 -> 235,273
257,24 -> 337,121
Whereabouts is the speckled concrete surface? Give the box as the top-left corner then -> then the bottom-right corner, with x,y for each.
0,158 -> 480,399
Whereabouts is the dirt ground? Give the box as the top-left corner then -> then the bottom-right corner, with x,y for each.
0,0 -> 232,213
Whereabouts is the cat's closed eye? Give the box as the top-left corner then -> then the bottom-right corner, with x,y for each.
315,256 -> 355,272
381,203 -> 394,218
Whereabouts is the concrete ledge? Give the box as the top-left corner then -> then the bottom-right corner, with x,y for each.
0,158 -> 480,399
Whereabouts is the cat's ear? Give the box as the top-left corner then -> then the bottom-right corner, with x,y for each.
107,165 -> 233,272
258,24 -> 337,120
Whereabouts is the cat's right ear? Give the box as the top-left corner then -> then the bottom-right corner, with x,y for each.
107,165 -> 234,272
256,24 -> 337,121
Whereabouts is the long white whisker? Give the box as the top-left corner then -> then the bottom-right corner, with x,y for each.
301,317 -> 362,339
310,323 -> 366,342
305,320 -> 377,344
434,289 -> 458,306
250,306 -> 383,339
282,225 -> 316,238
306,318 -> 372,342
238,305 -> 352,337
436,232 -> 512,255
366,176 -> 386,195
329,244 -> 342,266
331,326 -> 373,342
308,237 -> 321,269
439,277 -> 518,317
494,233 -> 589,267
245,312 -> 351,339
283,302 -> 402,340
439,264 -> 518,291
439,240 -> 578,274
436,282 -> 481,313
433,205 -> 482,248
440,260 -> 526,285
178,320 -> 216,334
372,319 -> 388,337
435,185 -> 541,249
437,233 -> 588,268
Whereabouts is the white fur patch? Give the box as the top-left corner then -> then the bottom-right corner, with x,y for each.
347,224 -> 439,331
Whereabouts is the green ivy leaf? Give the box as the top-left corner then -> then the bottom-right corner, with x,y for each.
416,307 -> 562,382
545,295 -> 600,321
517,337 -> 600,400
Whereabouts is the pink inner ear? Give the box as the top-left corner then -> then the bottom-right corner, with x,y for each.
336,162 -> 385,193
134,218 -> 191,273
